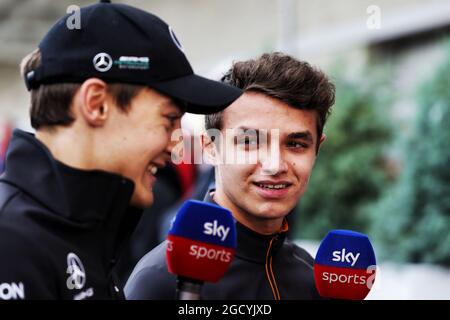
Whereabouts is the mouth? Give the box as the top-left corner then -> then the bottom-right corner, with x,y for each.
146,164 -> 158,176
252,181 -> 292,199
144,163 -> 160,189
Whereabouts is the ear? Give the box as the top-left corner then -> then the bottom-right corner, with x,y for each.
201,133 -> 219,166
77,78 -> 109,127
316,134 -> 326,154
319,134 -> 326,145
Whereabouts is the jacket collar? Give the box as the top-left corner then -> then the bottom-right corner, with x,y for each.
2,129 -> 142,260
203,189 -> 288,264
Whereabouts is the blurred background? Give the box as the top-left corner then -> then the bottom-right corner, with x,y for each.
1,0 -> 449,299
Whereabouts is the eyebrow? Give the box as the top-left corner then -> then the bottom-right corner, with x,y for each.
234,127 -> 262,135
287,131 -> 314,144
235,127 -> 313,141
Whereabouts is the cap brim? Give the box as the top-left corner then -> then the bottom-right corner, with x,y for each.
150,74 -> 242,114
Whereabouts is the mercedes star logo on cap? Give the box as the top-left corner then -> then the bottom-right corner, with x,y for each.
93,52 -> 113,72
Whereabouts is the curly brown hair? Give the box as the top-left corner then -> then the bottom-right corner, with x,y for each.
205,52 -> 335,152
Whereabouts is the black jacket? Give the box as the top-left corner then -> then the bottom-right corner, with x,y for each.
124,191 -> 321,300
0,130 -> 142,300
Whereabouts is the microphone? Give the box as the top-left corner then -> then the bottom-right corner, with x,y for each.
166,200 -> 237,300
314,230 -> 377,300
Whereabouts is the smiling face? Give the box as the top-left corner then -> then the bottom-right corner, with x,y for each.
208,92 -> 324,234
101,88 -> 183,208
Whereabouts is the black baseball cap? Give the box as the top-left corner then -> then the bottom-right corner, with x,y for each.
25,0 -> 242,114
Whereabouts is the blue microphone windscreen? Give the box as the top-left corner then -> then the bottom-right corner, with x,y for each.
315,230 -> 376,269
168,200 -> 236,249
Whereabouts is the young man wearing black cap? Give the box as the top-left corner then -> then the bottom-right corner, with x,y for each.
0,1 -> 241,300
125,52 -> 335,300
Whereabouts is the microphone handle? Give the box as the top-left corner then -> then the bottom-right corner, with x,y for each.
176,277 -> 203,300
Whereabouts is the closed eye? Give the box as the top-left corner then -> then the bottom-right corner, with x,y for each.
165,115 -> 181,128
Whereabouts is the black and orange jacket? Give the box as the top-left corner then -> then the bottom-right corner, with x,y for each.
125,190 -> 322,300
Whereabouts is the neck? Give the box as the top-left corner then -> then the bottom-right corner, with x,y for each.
212,188 -> 284,235
36,126 -> 96,170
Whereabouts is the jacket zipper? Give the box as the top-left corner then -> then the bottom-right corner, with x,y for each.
265,237 -> 281,300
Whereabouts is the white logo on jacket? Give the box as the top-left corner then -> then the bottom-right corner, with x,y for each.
66,252 -> 86,290
0,282 -> 25,300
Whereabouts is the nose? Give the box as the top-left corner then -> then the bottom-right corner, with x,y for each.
260,143 -> 288,176
165,125 -> 184,162
163,139 -> 177,163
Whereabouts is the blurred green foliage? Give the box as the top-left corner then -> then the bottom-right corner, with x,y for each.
294,69 -> 393,239
295,43 -> 450,266
371,46 -> 450,266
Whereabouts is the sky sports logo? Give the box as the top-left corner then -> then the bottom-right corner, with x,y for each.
315,247 -> 377,300
203,220 -> 230,241
314,230 -> 377,300
188,245 -> 232,262
332,248 -> 360,267
181,220 -> 231,262
318,248 -> 375,286
166,200 -> 236,283
325,248 -> 375,286
321,265 -> 377,286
